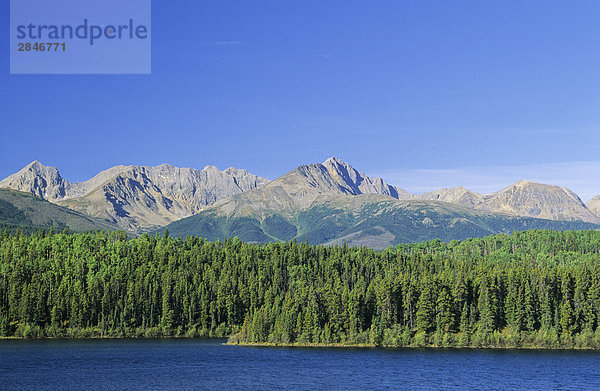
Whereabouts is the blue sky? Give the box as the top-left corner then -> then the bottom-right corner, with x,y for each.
1,1 -> 599,199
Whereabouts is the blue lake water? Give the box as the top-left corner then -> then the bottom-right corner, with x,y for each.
1,338 -> 600,390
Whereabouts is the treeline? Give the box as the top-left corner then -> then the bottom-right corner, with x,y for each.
2,229 -> 600,348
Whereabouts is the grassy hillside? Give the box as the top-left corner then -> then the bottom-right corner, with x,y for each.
160,195 -> 600,248
0,189 -> 119,233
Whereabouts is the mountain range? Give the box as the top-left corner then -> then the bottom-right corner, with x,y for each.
418,180 -> 600,224
1,158 -> 599,248
0,161 -> 268,231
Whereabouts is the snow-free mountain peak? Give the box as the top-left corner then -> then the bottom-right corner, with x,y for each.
477,180 -> 600,223
0,160 -> 69,202
273,158 -> 412,200
587,195 -> 600,217
3,159 -> 600,235
162,160 -> 600,249
420,180 -> 599,223
0,162 -> 270,232
419,186 -> 484,209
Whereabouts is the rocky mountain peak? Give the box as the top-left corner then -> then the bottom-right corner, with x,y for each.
4,159 -> 600,232
512,179 -> 534,186
322,157 -> 413,199
237,158 -> 414,215
322,156 -> 353,171
26,160 -> 43,169
321,157 -> 366,194
0,161 -> 69,202
0,161 -> 270,232
501,181 -> 584,203
418,180 -> 600,223
323,156 -> 343,164
478,180 -> 600,223
202,165 -> 220,173
24,160 -> 60,176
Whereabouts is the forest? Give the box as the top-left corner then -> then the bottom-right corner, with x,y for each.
2,228 -> 600,349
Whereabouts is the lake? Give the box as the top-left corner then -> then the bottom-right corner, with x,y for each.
1,339 -> 600,390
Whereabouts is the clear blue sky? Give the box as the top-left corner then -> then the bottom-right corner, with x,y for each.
2,1 -> 599,199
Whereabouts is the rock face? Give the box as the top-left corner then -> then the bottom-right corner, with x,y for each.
0,161 -> 269,231
320,157 -> 413,200
0,161 -> 71,202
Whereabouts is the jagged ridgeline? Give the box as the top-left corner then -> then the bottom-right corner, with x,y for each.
0,161 -> 269,232
159,158 -> 600,248
4,159 -> 600,248
3,229 -> 600,349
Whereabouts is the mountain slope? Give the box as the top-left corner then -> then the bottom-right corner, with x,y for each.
4,158 -> 600,240
475,181 -> 600,224
0,161 -> 269,232
0,188 -> 119,233
164,193 -> 600,249
160,159 -> 600,248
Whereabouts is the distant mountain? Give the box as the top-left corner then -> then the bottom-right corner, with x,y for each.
475,180 -> 600,224
418,187 -> 483,209
161,159 -> 600,248
207,156 -> 413,216
0,161 -> 70,202
0,188 -> 119,233
420,181 -> 600,224
316,157 -> 413,200
0,161 -> 269,232
4,158 -> 600,245
588,195 -> 600,217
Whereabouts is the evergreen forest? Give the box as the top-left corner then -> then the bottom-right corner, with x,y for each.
3,229 -> 600,349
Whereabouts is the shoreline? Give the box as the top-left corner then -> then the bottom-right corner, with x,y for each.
2,336 -> 599,351
225,341 -> 600,351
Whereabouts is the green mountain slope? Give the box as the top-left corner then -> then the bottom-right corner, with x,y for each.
162,194 -> 600,249
156,158 -> 600,248
0,189 -> 120,233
